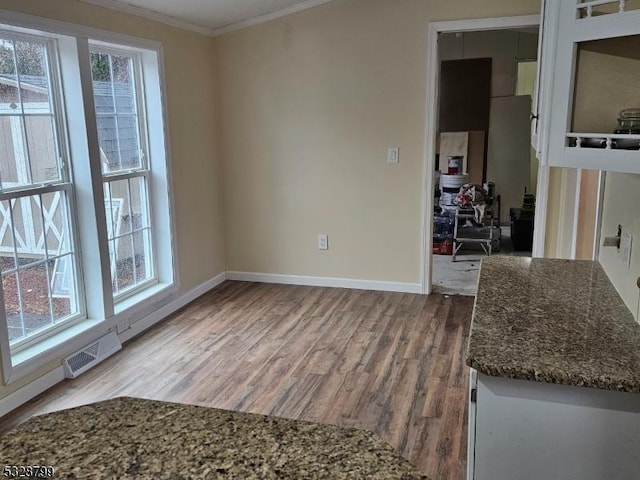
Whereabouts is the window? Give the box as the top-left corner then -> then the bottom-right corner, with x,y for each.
0,18 -> 174,381
0,34 -> 82,348
90,47 -> 155,298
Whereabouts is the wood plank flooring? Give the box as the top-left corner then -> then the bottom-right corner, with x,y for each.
0,281 -> 474,480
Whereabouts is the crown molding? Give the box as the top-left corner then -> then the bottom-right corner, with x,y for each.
79,0 -> 336,38
79,0 -> 216,36
212,0 -> 335,36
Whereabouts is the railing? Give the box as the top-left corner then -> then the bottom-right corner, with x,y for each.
566,132 -> 640,150
576,0 -> 634,18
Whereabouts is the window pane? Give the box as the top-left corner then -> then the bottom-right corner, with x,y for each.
109,238 -> 117,292
104,179 -> 130,236
15,40 -> 51,114
41,191 -> 73,256
0,39 -> 17,103
50,254 -> 74,320
1,115 -> 27,188
25,115 -> 60,184
133,229 -> 152,283
129,176 -> 150,229
3,272 -> 21,342
115,234 -> 135,293
0,36 -> 63,190
11,196 -> 45,267
15,262 -> 53,343
91,51 -> 142,173
2,191 -> 80,346
0,200 -> 16,273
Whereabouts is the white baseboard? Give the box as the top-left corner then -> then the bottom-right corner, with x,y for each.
226,271 -> 422,294
0,366 -> 65,419
0,272 -> 227,420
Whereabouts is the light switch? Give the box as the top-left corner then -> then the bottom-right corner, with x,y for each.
387,147 -> 399,164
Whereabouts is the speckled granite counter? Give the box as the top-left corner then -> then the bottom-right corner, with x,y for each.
466,256 -> 640,393
0,397 -> 428,479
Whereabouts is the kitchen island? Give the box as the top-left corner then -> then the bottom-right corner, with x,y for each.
0,397 -> 428,479
466,256 -> 640,480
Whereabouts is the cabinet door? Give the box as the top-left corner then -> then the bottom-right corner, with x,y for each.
530,0 -> 560,161
466,369 -> 477,480
545,1 -> 640,174
473,373 -> 640,480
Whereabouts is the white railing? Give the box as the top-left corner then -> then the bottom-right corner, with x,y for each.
566,132 -> 640,149
577,0 -> 628,18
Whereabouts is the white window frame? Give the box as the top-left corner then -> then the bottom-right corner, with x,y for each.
89,43 -> 159,301
0,11 -> 177,385
0,31 -> 86,353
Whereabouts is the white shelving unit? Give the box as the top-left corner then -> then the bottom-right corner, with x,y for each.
541,0 -> 640,174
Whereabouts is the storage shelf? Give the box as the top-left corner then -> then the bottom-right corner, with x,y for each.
550,145 -> 640,174
566,132 -> 640,150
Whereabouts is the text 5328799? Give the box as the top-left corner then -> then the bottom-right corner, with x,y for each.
3,465 -> 55,478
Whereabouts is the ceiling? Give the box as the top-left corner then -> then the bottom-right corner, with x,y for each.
80,0 -> 334,36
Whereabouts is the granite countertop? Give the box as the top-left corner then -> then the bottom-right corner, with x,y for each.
466,256 -> 640,393
0,397 -> 428,479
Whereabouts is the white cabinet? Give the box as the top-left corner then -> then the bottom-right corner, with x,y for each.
537,0 -> 640,174
467,369 -> 640,480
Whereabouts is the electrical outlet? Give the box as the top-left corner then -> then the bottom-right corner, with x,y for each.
318,234 -> 328,250
116,320 -> 130,335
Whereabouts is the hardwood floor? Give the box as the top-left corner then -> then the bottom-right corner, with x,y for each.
0,281 -> 474,480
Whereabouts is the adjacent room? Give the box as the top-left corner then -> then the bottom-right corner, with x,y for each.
431,27 -> 539,296
1,1 -> 639,479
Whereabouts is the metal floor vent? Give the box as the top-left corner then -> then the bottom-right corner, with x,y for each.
62,332 -> 122,379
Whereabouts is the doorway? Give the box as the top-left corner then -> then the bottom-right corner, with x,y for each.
422,15 -> 542,295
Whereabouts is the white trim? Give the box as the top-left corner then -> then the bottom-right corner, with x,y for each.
0,366 -> 64,419
421,22 -> 440,295
78,0 -> 215,36
592,170 -> 606,261
570,168 -> 583,260
427,15 -> 541,35
0,9 -> 162,50
0,271 -> 226,418
73,0 -> 338,37
422,14 -> 541,294
532,165 -> 550,257
226,271 -> 422,294
213,0 -> 336,36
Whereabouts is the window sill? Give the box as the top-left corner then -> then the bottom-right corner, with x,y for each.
114,281 -> 176,316
7,318 -> 108,384
5,281 -> 176,385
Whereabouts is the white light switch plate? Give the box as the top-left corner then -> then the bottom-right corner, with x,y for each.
318,234 -> 328,250
387,147 -> 399,164
621,232 -> 632,269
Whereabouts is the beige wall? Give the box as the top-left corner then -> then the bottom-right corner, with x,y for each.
599,172 -> 640,321
573,40 -> 640,132
0,0 -> 224,398
545,167 -> 578,259
575,169 -> 599,261
440,30 -> 538,97
216,0 -> 540,282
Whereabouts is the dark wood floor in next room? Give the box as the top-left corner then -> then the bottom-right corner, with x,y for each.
1,281 -> 474,480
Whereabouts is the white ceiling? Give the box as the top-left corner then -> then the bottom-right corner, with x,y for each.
81,0 -> 334,36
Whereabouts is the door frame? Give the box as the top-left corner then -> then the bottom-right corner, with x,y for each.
421,14 -> 541,294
